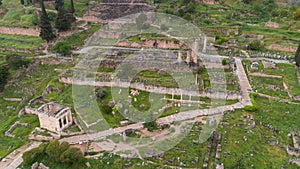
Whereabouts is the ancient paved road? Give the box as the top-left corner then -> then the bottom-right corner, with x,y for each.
61,101 -> 244,144
235,58 -> 252,106
0,142 -> 41,169
60,56 -> 252,144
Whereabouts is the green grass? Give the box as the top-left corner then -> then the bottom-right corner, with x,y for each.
264,63 -> 300,96
2,0 -> 23,8
58,23 -> 100,48
220,108 -> 298,169
243,61 -> 299,96
0,62 -> 69,157
147,121 -> 209,168
0,34 -> 43,51
0,9 -> 36,28
250,76 -> 289,99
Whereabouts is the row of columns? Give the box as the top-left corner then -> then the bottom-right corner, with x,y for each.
59,113 -> 71,129
177,50 -> 198,64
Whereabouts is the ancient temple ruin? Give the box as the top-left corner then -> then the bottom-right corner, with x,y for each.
37,102 -> 73,133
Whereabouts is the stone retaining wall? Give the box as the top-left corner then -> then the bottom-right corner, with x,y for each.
0,26 -> 40,36
59,76 -> 242,100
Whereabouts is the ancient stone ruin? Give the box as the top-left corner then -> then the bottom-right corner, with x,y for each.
24,102 -> 73,133
37,102 -> 73,133
84,0 -> 155,21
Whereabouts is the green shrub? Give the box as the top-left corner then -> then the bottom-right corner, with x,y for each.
60,147 -> 84,165
0,63 -> 9,91
143,121 -> 158,132
222,58 -> 228,65
215,36 -> 229,45
53,42 -> 72,56
248,39 -> 264,51
95,87 -> 107,100
5,55 -> 30,70
293,8 -> 300,20
244,105 -> 258,112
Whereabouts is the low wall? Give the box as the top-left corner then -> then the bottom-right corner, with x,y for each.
0,26 -> 40,36
59,76 -> 241,100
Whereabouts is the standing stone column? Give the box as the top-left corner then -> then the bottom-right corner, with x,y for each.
177,51 -> 182,63
66,114 -> 69,125
192,50 -> 198,63
186,51 -> 191,64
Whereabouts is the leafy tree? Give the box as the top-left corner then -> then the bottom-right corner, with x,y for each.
59,142 -> 70,153
0,63 -> 9,92
95,87 -> 107,100
20,0 -> 25,5
99,104 -> 113,114
0,0 -> 2,6
22,143 -> 48,165
22,147 -> 42,165
39,0 -> 55,41
60,147 -> 84,165
222,58 -> 228,65
248,39 -> 264,51
295,43 -> 300,67
46,140 -> 60,161
143,121 -> 158,132
53,42 -> 72,55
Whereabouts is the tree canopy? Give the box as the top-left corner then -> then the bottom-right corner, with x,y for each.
295,43 -> 300,67
39,0 -> 56,41
0,63 -> 9,92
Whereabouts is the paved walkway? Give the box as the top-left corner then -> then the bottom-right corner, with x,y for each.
0,142 -> 41,169
60,56 -> 252,144
235,58 -> 252,105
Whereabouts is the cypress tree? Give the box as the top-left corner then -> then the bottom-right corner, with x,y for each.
296,43 -> 300,67
0,63 -> 9,92
69,0 -> 76,22
70,0 -> 75,14
55,0 -> 64,11
55,7 -> 71,31
39,0 -> 55,42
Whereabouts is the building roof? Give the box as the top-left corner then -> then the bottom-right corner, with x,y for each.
38,102 -> 69,117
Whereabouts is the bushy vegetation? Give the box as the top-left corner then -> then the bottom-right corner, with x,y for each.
295,43 -> 300,67
143,121 -> 158,132
39,0 -> 55,41
215,36 -> 229,45
52,41 -> 72,56
248,39 -> 264,51
5,55 -> 30,70
22,140 -> 84,167
0,62 -> 9,91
